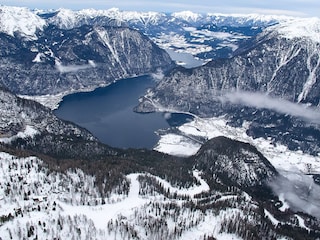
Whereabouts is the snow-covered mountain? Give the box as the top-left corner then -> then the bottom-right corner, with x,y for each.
137,16 -> 320,108
194,136 -> 277,189
1,137 -> 319,239
0,87 -> 91,140
0,6 -> 295,68
267,17 -> 320,43
0,6 -> 46,39
0,5 -> 299,109
1,5 -> 320,239
41,7 -> 295,62
1,86 -> 319,239
136,16 -> 320,155
0,10 -> 173,109
0,6 -> 300,103
42,7 -> 289,29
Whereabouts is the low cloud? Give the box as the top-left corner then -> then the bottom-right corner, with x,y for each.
151,69 -> 165,81
269,172 -> 320,218
55,60 -> 96,73
220,91 -> 320,124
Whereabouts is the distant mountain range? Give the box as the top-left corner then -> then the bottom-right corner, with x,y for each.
0,5 -> 300,108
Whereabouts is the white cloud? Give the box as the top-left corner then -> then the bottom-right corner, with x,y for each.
269,172 -> 320,218
55,60 -> 96,73
220,91 -> 320,124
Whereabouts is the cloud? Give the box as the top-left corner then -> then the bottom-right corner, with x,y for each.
269,172 -> 320,218
151,69 -> 165,81
55,60 -> 96,73
220,91 -> 320,124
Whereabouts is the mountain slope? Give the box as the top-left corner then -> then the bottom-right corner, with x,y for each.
0,6 -> 299,106
42,8 -> 294,61
0,87 -> 120,160
0,6 -> 174,109
0,6 -> 46,39
0,144 -> 319,240
0,86 -> 319,239
0,6 -> 320,239
194,136 -> 277,189
0,24 -> 173,96
137,17 -> 320,110
136,17 -> 320,155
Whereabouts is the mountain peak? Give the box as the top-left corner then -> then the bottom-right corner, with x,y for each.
0,5 -> 46,39
269,17 -> 320,43
171,11 -> 202,22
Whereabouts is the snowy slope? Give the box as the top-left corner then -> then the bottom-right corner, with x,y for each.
171,11 -> 202,22
154,115 -> 320,220
268,17 -> 320,43
46,7 -> 165,29
0,152 -> 243,239
155,116 -> 320,175
0,151 -> 315,239
0,6 -> 46,39
0,88 -> 95,142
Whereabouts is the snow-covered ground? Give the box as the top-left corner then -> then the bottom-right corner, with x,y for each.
60,170 -> 210,229
0,125 -> 38,144
148,170 -> 210,198
154,116 -> 320,175
18,81 -> 113,110
18,93 -> 68,110
0,151 -> 254,239
151,32 -> 214,57
269,17 -> 320,43
151,28 -> 249,59
154,115 -> 320,220
0,6 -> 46,39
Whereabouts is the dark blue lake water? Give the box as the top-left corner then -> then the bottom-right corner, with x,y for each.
54,75 -> 192,149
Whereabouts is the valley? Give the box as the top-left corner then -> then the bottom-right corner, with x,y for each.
0,5 -> 320,240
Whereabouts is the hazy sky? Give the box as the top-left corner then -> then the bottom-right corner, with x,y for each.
0,0 -> 319,17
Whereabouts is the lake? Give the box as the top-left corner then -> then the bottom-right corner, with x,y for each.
165,49 -> 204,68
54,75 -> 192,149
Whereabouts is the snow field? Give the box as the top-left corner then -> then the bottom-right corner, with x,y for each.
0,152 -> 251,239
0,125 -> 39,144
155,116 -> 320,175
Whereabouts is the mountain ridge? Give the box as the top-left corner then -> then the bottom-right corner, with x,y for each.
135,20 -> 320,116
134,16 -> 320,156
0,23 -> 174,105
0,5 -> 297,38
